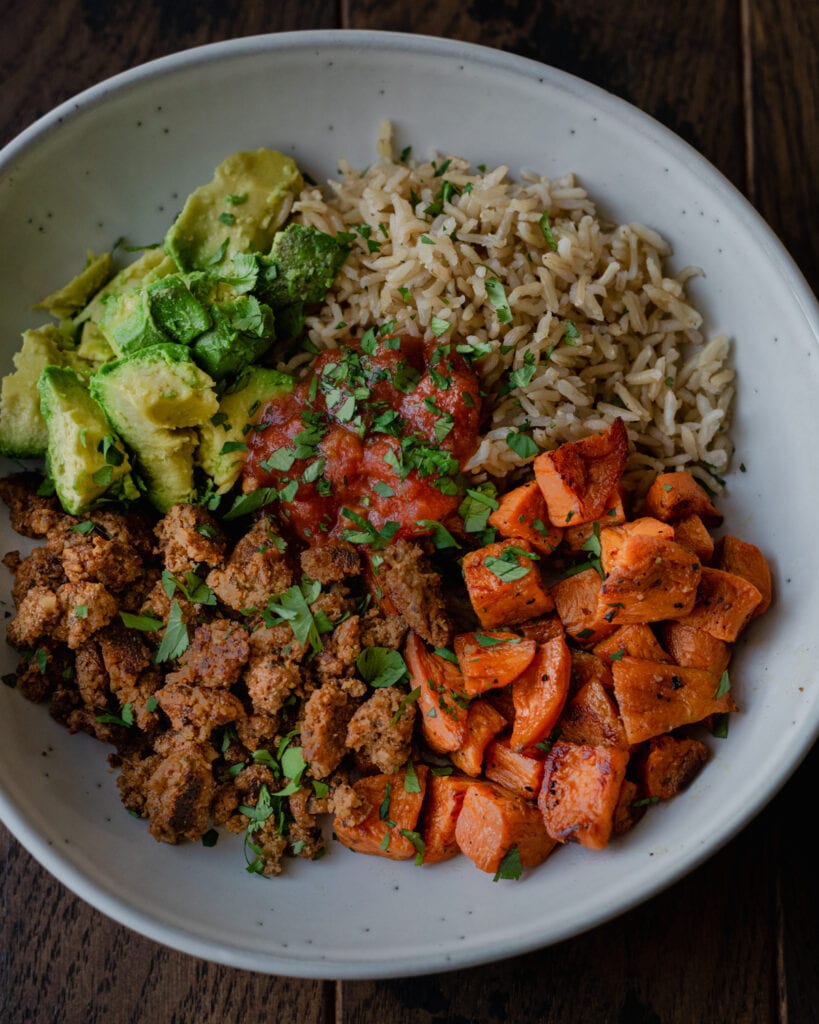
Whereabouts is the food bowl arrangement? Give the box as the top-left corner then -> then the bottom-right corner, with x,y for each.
0,30 -> 818,980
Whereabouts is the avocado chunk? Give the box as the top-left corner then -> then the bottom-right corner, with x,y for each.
147,274 -> 212,343
35,251 -> 114,321
89,343 -> 219,512
191,294 -> 275,380
76,247 -> 176,328
259,223 -> 350,306
99,287 -> 170,356
37,366 -> 138,514
164,149 -> 303,272
197,366 -> 293,494
0,325 -> 67,458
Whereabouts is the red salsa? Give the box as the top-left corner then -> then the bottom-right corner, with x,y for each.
243,333 -> 482,543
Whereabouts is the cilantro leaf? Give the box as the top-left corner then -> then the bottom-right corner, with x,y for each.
356,647 -> 408,688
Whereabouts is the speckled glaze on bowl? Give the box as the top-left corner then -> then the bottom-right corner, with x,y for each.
1,30 -> 818,980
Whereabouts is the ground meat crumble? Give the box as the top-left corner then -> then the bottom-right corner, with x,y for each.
0,476 -> 452,876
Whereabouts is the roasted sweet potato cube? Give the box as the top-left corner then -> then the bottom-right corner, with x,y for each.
611,656 -> 736,745
462,538 -> 554,628
715,535 -> 772,616
643,471 -> 722,526
538,741 -> 630,850
638,734 -> 709,799
562,489 -> 626,553
456,782 -> 557,874
485,736 -> 546,800
672,514 -> 715,564
599,517 -> 675,574
487,480 -> 564,555
517,614 -> 565,644
453,630 -> 537,696
611,778 -> 643,836
676,567 -> 762,641
557,678 -> 629,749
333,765 -> 429,860
418,772 -> 473,864
658,621 -> 731,675
405,632 -> 469,754
570,650 -> 613,692
594,623 -> 671,664
533,418 -> 629,527
551,567 -> 617,645
598,534 -> 701,625
450,699 -> 508,776
510,633 -> 572,751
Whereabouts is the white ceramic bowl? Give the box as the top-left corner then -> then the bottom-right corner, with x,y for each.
1,30 -> 818,980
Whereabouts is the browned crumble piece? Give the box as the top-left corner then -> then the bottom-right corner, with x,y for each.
143,736 -> 217,843
300,541 -> 361,584
0,473 -> 64,538
345,687 -> 416,774
6,586 -> 60,649
155,682 -> 246,742
205,516 -> 292,612
165,618 -> 249,689
154,503 -> 228,574
375,539 -> 452,647
300,680 -> 359,779
5,546 -> 66,607
55,581 -> 118,649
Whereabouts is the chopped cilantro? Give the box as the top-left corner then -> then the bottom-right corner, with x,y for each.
493,844 -> 523,881
356,647 -> 408,688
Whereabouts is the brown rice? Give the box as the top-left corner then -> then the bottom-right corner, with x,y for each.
289,121 -> 734,496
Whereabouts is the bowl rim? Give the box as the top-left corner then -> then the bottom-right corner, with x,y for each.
1,28 -> 818,980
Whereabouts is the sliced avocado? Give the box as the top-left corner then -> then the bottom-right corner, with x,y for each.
191,294 -> 275,380
37,366 -> 138,514
0,325 -> 66,457
72,321 -> 116,371
99,287 -> 170,356
259,223 -> 350,307
197,366 -> 293,493
164,149 -> 303,272
35,251 -> 114,321
147,275 -> 211,343
89,343 -> 219,512
75,247 -> 176,327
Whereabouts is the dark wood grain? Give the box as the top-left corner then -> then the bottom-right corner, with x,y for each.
1,0 -> 818,1021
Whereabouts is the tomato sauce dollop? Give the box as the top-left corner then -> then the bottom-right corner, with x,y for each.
243,335 -> 482,543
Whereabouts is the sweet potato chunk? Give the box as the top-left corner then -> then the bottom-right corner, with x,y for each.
658,621 -> 731,675
562,489 -> 626,553
594,624 -> 670,665
557,678 -> 629,749
676,567 -> 762,641
611,656 -> 736,744
643,471 -> 722,526
672,514 -> 715,564
487,480 -> 564,555
451,699 -> 508,777
639,734 -> 709,799
510,633 -> 572,751
715,535 -> 772,616
453,630 -> 537,696
599,517 -> 675,574
333,765 -> 429,860
462,538 -> 553,628
485,736 -> 546,800
455,782 -> 557,874
598,535 -> 701,625
551,567 -> 617,645
533,418 -> 629,527
405,632 -> 469,754
570,650 -> 613,692
418,772 -> 473,864
538,741 -> 630,850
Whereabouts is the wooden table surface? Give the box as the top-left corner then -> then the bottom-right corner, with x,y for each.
2,3 -> 817,1022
